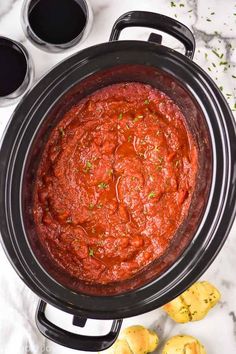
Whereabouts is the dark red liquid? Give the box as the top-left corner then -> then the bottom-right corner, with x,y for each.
29,0 -> 87,44
0,41 -> 27,97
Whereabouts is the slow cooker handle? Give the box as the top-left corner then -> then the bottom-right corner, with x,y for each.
36,300 -> 123,351
109,11 -> 195,59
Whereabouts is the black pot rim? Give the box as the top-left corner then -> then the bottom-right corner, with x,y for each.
1,39 -> 236,319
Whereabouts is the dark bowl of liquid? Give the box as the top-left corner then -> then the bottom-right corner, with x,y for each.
0,37 -> 33,107
21,0 -> 93,53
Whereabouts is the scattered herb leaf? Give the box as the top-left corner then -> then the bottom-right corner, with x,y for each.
212,49 -> 221,58
107,169 -> 113,176
66,217 -> 72,224
133,115 -> 143,123
118,113 -> 123,120
148,191 -> 156,199
89,248 -> 94,256
59,127 -> 65,137
144,99 -> 150,105
175,160 -> 180,167
98,182 -> 108,189
84,160 -> 93,173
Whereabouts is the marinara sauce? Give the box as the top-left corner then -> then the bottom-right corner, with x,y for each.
33,83 -> 197,284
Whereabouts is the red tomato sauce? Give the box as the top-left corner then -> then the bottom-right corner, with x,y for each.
33,83 -> 198,284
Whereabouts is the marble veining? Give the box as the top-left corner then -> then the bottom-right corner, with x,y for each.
0,1 -> 236,353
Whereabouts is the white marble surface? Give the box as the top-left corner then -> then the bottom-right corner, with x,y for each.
0,0 -> 236,353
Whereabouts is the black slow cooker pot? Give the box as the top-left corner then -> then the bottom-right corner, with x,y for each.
1,12 -> 236,352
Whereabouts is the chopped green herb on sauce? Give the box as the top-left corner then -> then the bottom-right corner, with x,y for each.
148,191 -> 156,199
89,248 -> 94,256
133,115 -> 144,123
107,169 -> 113,176
59,127 -> 65,137
98,182 -> 108,189
84,160 -> 93,173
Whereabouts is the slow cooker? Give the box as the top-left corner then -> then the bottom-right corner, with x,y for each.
1,11 -> 236,352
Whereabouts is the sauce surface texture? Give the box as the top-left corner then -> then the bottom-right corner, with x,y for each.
33,83 -> 197,284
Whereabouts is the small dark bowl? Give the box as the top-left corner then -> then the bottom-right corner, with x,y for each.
0,36 -> 34,106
